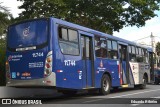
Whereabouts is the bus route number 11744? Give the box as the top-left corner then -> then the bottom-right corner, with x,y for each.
32,52 -> 44,58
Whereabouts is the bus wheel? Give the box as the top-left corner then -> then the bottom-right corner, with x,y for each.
155,80 -> 159,85
139,75 -> 147,89
62,90 -> 77,95
99,74 -> 111,95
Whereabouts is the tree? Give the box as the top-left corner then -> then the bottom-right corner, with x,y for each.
17,0 -> 160,34
0,2 -> 12,36
156,42 -> 160,56
0,2 -> 13,48
0,2 -> 12,86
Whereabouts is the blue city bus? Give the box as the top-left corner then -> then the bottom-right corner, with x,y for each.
6,17 -> 154,95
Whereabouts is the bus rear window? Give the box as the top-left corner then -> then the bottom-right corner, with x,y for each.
7,19 -> 48,49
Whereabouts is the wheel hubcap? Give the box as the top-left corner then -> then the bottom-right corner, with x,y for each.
143,78 -> 146,86
103,79 -> 109,91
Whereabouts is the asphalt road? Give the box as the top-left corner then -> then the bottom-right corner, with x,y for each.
1,84 -> 160,107
39,84 -> 160,105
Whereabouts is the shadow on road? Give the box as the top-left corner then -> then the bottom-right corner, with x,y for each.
0,85 -> 154,104
26,87 -> 150,104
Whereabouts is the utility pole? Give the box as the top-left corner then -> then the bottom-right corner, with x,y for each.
150,32 -> 157,68
151,32 -> 155,52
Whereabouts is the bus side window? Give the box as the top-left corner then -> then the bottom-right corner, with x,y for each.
59,28 -> 68,40
58,27 -> 79,55
143,49 -> 148,63
131,46 -> 136,61
95,36 -> 107,58
107,40 -> 112,59
112,41 -> 118,59
129,46 -> 132,61
136,48 -> 143,62
95,36 -> 101,57
86,37 -> 90,58
136,47 -> 140,62
135,47 -> 139,62
129,45 -> 136,62
68,29 -> 78,42
107,40 -> 118,59
81,36 -> 85,59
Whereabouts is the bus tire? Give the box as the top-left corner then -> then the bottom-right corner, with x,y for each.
139,75 -> 147,89
155,80 -> 159,85
99,74 -> 111,95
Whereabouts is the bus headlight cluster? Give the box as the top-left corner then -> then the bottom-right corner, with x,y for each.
44,51 -> 52,77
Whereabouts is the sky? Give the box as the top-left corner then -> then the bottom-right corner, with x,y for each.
1,0 -> 160,47
114,11 -> 160,46
1,0 -> 23,17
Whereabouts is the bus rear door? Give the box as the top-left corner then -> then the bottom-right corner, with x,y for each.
119,44 -> 130,86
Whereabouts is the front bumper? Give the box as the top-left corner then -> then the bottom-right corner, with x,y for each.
6,72 -> 56,87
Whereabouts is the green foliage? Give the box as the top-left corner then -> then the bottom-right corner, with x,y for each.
0,36 -> 6,86
0,12 -> 10,35
0,2 -> 12,86
0,45 -> 6,86
0,2 -> 13,36
17,0 -> 160,34
0,31 -> 6,86
156,42 -> 160,56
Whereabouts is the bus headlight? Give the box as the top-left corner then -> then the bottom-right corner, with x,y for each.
44,51 -> 52,77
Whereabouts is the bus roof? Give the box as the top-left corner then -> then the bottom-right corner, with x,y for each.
8,17 -> 153,52
52,17 -> 153,52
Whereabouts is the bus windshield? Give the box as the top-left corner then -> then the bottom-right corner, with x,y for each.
7,19 -> 48,50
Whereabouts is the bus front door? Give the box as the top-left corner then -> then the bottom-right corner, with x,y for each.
119,44 -> 130,85
80,33 -> 94,88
